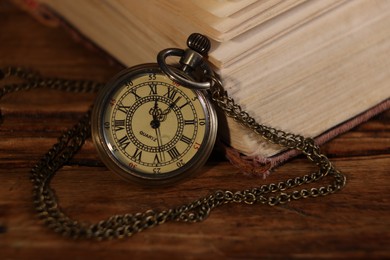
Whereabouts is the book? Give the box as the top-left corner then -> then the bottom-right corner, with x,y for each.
13,0 -> 390,175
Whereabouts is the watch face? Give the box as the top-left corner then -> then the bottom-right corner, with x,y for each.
92,64 -> 217,185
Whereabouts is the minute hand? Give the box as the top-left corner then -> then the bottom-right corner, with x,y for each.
160,97 -> 182,120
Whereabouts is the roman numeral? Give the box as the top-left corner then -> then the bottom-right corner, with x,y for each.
179,101 -> 189,109
167,147 -> 180,159
180,135 -> 192,145
114,120 -> 125,131
132,148 -> 143,161
117,135 -> 130,150
149,83 -> 157,95
164,86 -> 178,100
184,119 -> 196,125
117,102 -> 130,113
130,88 -> 141,100
153,154 -> 160,164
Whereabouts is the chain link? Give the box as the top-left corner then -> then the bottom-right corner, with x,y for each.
0,66 -> 103,99
1,66 -> 346,240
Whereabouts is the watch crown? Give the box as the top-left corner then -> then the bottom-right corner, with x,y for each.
187,33 -> 211,56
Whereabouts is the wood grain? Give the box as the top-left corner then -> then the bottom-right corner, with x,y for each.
0,1 -> 389,259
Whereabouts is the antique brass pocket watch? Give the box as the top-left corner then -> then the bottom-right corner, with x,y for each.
92,34 -> 217,185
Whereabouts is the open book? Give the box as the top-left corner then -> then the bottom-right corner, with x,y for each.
14,0 -> 390,172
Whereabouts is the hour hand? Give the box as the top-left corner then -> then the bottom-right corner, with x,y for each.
149,100 -> 162,128
149,100 -> 159,117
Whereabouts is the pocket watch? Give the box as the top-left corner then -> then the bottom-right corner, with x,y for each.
91,34 -> 218,185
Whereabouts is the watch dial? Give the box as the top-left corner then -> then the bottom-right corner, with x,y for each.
93,65 -> 216,183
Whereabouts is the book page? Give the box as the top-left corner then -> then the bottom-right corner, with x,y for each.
218,0 -> 390,157
165,0 -> 307,41
191,0 -> 257,17
210,0 -> 346,66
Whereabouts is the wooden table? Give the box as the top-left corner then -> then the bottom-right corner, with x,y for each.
1,2 -> 389,259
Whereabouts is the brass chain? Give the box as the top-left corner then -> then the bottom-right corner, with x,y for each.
1,66 -> 346,240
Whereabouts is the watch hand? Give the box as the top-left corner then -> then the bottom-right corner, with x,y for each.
160,96 -> 182,120
149,99 -> 164,126
149,100 -> 159,118
149,99 -> 165,162
155,126 -> 165,162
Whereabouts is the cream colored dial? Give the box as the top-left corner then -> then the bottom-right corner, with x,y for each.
92,64 -> 217,185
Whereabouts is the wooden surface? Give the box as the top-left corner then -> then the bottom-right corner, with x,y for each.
1,1 -> 389,259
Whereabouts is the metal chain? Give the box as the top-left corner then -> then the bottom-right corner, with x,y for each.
1,66 -> 346,240
0,66 -> 103,98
